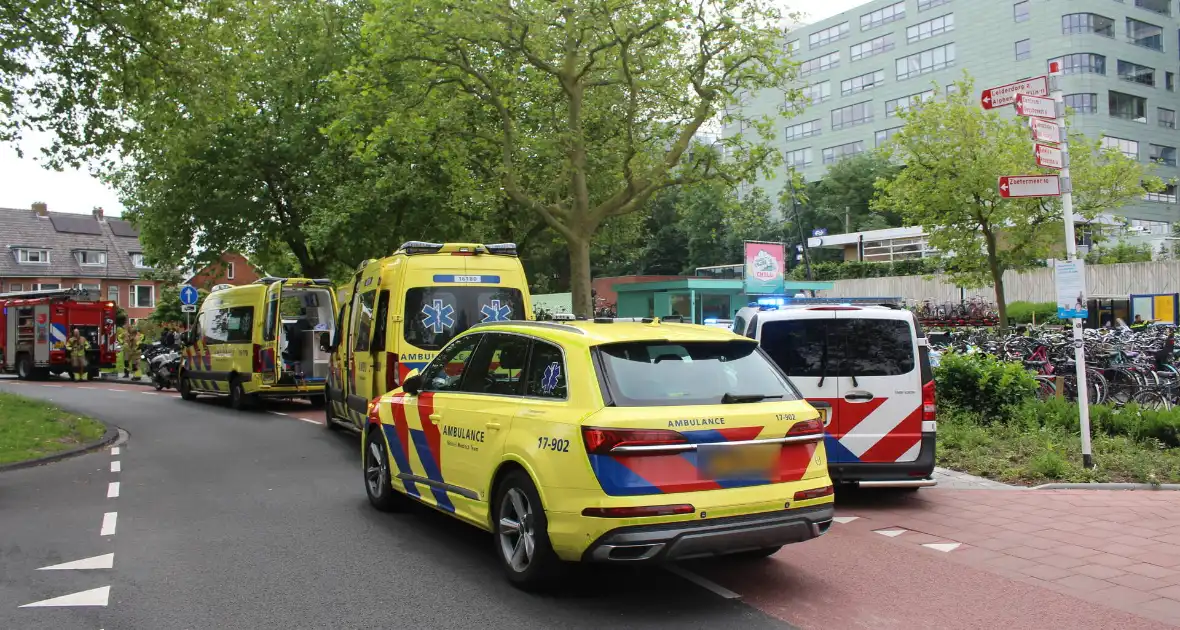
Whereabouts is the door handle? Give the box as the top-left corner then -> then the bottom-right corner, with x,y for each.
429,414 -> 442,421
844,391 -> 874,402
486,422 -> 502,430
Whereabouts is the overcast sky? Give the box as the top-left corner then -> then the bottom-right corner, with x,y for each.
0,0 -> 865,217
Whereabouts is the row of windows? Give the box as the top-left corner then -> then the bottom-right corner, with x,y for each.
917,0 -> 950,10
831,101 -> 874,130
1063,92 -> 1176,129
3,283 -> 152,307
810,22 -> 849,49
850,34 -> 894,62
1054,53 -> 1176,91
800,51 -> 839,77
12,248 -> 149,269
862,1 -> 906,31
801,43 -> 954,83
785,119 -> 822,141
907,13 -> 953,44
1100,136 -> 1177,168
418,332 -> 568,400
886,90 -> 934,117
842,69 -> 884,96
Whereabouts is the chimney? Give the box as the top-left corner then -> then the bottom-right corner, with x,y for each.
93,206 -> 105,222
32,201 -> 48,217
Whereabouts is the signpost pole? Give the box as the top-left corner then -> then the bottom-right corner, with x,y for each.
1050,64 -> 1095,469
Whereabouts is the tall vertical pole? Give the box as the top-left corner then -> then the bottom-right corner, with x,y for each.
788,171 -> 813,281
1050,63 -> 1095,468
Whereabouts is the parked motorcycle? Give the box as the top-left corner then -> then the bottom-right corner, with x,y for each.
146,345 -> 181,391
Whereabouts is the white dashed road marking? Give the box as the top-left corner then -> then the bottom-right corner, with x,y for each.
38,553 -> 115,571
111,447 -> 120,456
665,565 -> 742,600
923,542 -> 962,553
100,512 -> 117,536
107,482 -> 120,498
874,529 -> 906,538
268,411 -> 289,417
20,586 -> 110,608
110,461 -> 121,473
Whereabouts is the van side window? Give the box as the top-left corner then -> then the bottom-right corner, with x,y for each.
524,341 -> 567,399
353,290 -> 376,352
733,315 -> 747,336
224,307 -> 254,343
263,289 -> 279,341
370,290 -> 390,353
745,314 -> 759,339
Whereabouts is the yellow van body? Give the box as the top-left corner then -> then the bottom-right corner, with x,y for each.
326,242 -> 533,429
180,277 -> 338,409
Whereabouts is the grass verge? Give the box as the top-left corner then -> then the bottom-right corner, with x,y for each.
0,392 -> 107,465
938,409 -> 1180,485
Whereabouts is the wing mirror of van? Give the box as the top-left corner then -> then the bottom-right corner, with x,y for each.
402,369 -> 422,395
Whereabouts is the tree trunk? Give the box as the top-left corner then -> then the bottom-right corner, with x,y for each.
567,236 -> 593,318
287,238 -> 325,279
982,228 -> 1008,334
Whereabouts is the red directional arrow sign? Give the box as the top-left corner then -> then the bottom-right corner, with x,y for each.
1014,93 -> 1056,119
980,75 -> 1049,110
1034,144 -> 1065,170
998,175 -> 1061,198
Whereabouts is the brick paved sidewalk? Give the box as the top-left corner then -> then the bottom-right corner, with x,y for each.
838,488 -> 1180,627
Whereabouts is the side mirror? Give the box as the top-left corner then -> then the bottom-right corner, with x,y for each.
402,369 -> 422,395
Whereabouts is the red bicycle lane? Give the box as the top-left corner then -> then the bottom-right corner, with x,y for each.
685,488 -> 1180,629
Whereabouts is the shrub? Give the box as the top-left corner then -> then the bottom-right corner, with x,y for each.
934,353 -> 1038,421
1006,301 -> 1061,325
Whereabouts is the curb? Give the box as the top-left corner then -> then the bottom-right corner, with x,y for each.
0,423 -> 119,473
1032,482 -> 1180,491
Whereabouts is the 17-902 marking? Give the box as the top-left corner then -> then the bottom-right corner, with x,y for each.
537,437 -> 570,452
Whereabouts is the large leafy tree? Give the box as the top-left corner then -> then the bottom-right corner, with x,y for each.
874,76 -> 1160,330
806,152 -> 902,233
337,0 -> 797,316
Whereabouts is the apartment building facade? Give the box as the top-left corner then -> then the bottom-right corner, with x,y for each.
740,0 -> 1180,231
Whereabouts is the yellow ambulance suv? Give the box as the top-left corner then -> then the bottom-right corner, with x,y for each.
325,241 -> 533,430
362,319 -> 835,589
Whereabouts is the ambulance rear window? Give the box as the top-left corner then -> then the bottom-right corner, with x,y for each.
403,287 -> 525,351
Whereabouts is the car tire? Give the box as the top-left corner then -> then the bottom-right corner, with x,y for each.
729,545 -> 783,560
16,355 -> 33,380
229,379 -> 250,411
179,376 -> 198,401
364,426 -> 406,512
492,470 -> 563,590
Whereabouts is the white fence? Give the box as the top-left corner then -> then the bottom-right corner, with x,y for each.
818,261 -> 1180,302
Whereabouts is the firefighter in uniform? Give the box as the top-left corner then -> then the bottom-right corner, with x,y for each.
120,323 -> 142,379
66,328 -> 91,381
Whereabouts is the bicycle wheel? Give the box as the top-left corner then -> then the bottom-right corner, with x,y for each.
1104,368 -> 1141,406
1132,388 -> 1171,411
1034,376 -> 1058,401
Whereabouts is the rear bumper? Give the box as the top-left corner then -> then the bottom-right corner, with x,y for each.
829,431 -> 936,488
580,504 -> 834,563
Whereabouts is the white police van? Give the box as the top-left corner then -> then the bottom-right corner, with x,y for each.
734,298 -> 936,489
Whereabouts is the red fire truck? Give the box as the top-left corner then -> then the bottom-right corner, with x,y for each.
0,288 -> 119,380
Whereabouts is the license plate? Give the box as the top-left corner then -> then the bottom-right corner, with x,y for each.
817,407 -> 830,428
698,443 -> 779,481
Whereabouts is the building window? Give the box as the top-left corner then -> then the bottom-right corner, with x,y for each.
822,141 -> 865,164
841,70 -> 885,96
861,2 -> 905,30
786,119 -> 822,141
809,22 -> 850,48
74,283 -> 101,294
1062,93 -> 1098,114
886,90 -> 935,117
801,81 -> 831,104
1013,1 -> 1030,22
1055,53 -> 1106,75
896,43 -> 955,80
1015,39 -> 1031,61
1160,107 -> 1176,128
15,248 -> 50,264
918,0 -> 950,11
800,51 -> 839,77
130,253 -> 149,269
1136,0 -> 1171,16
831,101 -> 874,130
946,84 -> 960,96
907,14 -> 954,44
1062,13 -> 1115,37
785,147 -> 813,167
74,250 -> 106,266
227,262 -> 235,280
875,127 -> 903,147
1109,91 -> 1148,123
850,34 -> 894,61
1127,18 -> 1164,51
9,283 -> 22,292
1168,72 -> 1175,91
1151,144 -> 1177,166
1103,136 -> 1140,159
1145,183 -> 1178,203
786,40 -> 800,55
1118,60 -> 1156,86
32,284 -> 61,291
130,285 -> 155,308
107,284 -> 120,305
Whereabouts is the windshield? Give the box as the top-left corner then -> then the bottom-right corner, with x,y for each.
403,286 -> 525,351
596,340 -> 801,407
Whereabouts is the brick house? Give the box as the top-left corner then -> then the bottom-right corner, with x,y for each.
0,203 -> 163,323
183,251 -> 267,290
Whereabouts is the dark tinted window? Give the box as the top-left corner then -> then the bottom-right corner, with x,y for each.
524,341 -> 567,399
422,334 -> 482,393
404,287 -> 526,351
596,341 -> 800,407
460,333 -> 530,396
760,317 -> 915,377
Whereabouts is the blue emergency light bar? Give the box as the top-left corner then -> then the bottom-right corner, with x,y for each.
749,296 -> 904,309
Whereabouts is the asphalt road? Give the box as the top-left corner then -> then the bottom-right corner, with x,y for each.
0,380 -> 791,630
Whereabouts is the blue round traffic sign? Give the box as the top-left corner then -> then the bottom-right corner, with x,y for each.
179,285 -> 199,305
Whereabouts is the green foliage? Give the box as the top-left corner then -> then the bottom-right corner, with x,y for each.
1005,301 -> 1062,325
790,258 -> 940,281
0,393 -> 107,465
150,286 -> 208,325
802,152 -> 903,233
1084,241 -> 1154,265
933,352 -> 1038,420
874,74 -> 1160,331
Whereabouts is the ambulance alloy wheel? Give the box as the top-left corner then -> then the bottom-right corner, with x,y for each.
492,470 -> 562,590
229,380 -> 250,411
364,426 -> 406,512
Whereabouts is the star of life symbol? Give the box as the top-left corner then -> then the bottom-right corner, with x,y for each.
421,299 -> 456,334
480,299 -> 512,323
541,362 -> 561,394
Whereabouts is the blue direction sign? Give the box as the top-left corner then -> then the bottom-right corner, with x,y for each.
812,228 -> 828,237
179,285 -> 199,305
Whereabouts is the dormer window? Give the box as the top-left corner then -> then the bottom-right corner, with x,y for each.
75,250 -> 107,266
130,253 -> 149,269
16,248 -> 50,264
